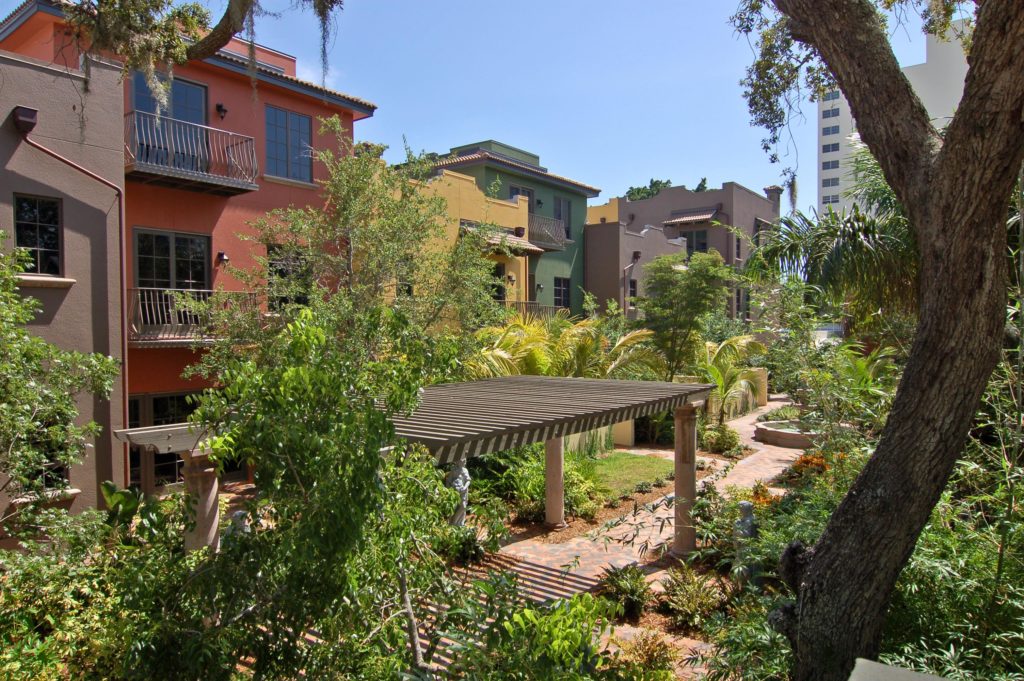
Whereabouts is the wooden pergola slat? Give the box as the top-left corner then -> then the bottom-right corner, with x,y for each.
115,376 -> 712,555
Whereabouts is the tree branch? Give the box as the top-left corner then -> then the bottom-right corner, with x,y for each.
772,0 -> 937,217
185,0 -> 255,62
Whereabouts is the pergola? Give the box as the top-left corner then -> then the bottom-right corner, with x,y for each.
115,376 -> 710,554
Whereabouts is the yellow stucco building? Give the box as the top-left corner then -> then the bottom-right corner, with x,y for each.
427,169 -> 540,306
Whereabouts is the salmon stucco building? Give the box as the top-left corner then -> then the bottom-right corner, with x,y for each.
0,0 -> 375,506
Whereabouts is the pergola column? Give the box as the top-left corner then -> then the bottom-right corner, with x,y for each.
182,448 -> 220,553
672,403 -> 699,555
545,436 -> 566,528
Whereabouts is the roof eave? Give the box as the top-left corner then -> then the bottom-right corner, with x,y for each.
205,54 -> 376,118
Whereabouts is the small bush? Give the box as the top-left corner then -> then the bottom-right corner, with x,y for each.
659,564 -> 727,629
652,477 -> 667,488
756,404 -> 801,422
702,424 -> 741,454
599,565 -> 652,620
634,480 -> 653,494
435,524 -> 485,566
613,628 -> 678,680
606,497 -> 622,509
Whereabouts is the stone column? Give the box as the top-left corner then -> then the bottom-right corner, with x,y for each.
545,436 -> 566,528
182,448 -> 220,553
672,403 -> 698,555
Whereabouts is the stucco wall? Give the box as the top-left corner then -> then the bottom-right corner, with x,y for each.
584,221 -> 686,312
426,170 -> 531,303
0,51 -> 125,510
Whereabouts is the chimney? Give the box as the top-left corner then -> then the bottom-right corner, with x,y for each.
764,185 -> 783,215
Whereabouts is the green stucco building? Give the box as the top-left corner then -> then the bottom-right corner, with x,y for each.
434,141 -> 600,316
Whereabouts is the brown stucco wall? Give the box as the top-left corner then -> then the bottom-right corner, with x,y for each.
584,221 -> 686,312
0,51 -> 125,512
587,182 -> 780,315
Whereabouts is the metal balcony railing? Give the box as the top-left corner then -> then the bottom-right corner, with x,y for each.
502,300 -> 565,319
128,288 -> 214,344
528,214 -> 571,251
124,111 -> 259,195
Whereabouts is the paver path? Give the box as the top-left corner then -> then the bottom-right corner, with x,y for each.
500,396 -> 803,576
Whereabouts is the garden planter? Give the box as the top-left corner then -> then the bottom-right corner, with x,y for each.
753,421 -> 820,449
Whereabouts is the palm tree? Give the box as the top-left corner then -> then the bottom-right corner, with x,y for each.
468,313 -> 665,380
748,143 -> 917,322
698,335 -> 766,425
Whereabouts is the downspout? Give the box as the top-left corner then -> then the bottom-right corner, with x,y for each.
12,105 -> 131,490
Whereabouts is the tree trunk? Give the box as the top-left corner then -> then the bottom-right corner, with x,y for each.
764,1 -> 1024,679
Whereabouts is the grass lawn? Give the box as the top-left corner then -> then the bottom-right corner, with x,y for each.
593,451 -> 674,498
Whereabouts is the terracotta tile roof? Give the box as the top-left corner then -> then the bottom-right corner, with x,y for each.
435,151 -> 600,198
487,232 -> 544,255
663,209 -> 719,225
0,1 -> 376,117
210,51 -> 377,116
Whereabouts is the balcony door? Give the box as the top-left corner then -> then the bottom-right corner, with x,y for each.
132,72 -> 209,174
134,230 -> 210,329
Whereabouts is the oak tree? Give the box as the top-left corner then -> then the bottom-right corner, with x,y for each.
734,2 -> 1024,679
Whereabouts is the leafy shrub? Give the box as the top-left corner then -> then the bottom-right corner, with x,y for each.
634,481 -> 653,494
434,524 -> 485,566
659,565 -> 727,629
756,404 -> 801,422
652,477 -> 667,488
697,596 -> 793,681
469,444 -> 602,522
456,594 -> 621,679
599,565 -> 652,620
613,628 -> 678,680
702,423 -> 741,453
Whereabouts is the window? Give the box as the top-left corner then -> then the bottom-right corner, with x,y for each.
135,230 -> 210,290
553,196 -> 572,239
553,277 -> 571,309
686,229 -> 708,256
822,107 -> 840,119
492,262 -> 507,302
735,236 -> 742,260
628,278 -> 637,307
823,142 -> 840,153
822,194 -> 841,205
822,160 -> 840,170
822,125 -> 840,136
14,195 -> 61,275
265,105 -> 312,182
128,393 -> 199,488
509,185 -> 535,213
267,244 -> 310,308
132,73 -> 209,173
822,177 -> 840,188
823,90 -> 840,101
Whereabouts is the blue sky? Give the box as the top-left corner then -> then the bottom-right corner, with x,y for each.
240,0 -> 928,214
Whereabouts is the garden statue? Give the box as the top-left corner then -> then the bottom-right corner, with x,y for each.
733,500 -> 759,586
445,458 -> 471,526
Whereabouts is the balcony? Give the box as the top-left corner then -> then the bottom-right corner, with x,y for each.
124,111 -> 259,196
528,214 -> 572,251
502,300 -> 565,319
128,288 -> 215,347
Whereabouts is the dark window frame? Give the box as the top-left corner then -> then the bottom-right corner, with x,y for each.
14,194 -> 63,276
133,228 -> 211,290
265,105 -> 313,183
553,196 -> 572,239
509,185 -> 535,214
628,278 -> 638,307
685,229 -> 709,256
553,276 -> 571,309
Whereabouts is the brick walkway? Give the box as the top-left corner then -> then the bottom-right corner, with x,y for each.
493,398 -> 804,677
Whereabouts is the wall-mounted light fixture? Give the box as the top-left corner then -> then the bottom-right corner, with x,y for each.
216,251 -> 230,265
506,273 -> 517,285
632,250 -> 642,262
12,105 -> 38,134
536,198 -> 544,208
216,103 -> 229,120
536,283 -> 544,292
